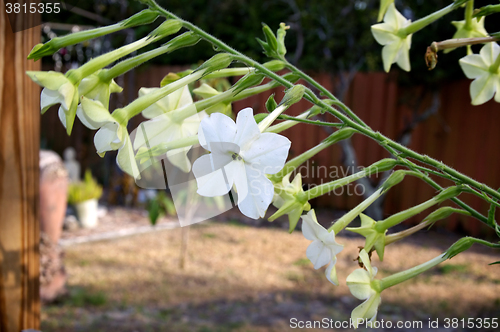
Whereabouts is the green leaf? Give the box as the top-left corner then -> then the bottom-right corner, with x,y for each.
488,261 -> 500,265
147,199 -> 161,226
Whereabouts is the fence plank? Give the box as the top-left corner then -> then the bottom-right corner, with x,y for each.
0,3 -> 41,330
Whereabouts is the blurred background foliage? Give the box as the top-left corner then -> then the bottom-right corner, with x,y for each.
43,0 -> 500,86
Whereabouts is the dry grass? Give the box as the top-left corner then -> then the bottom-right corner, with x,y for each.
42,221 -> 500,331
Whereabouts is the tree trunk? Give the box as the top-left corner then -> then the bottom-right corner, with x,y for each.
0,1 -> 41,330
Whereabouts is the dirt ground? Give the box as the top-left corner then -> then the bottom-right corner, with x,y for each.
42,217 -> 500,332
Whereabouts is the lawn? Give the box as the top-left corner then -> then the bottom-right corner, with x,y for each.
42,220 -> 500,331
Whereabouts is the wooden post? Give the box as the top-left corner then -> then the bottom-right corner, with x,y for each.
0,0 -> 41,330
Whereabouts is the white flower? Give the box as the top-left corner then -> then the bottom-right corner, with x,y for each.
133,85 -> 205,172
78,72 -> 123,108
346,249 -> 382,328
79,97 -> 139,179
26,71 -> 78,132
301,210 -> 344,285
192,107 -> 291,219
346,213 -> 387,261
459,42 -> 500,105
269,173 -> 311,233
371,3 -> 412,72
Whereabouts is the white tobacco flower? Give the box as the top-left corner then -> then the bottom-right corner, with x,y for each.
133,85 -> 205,172
270,173 -> 311,233
301,210 -> 344,285
26,71 -> 78,132
371,3 -> 412,72
192,107 -> 291,219
459,42 -> 500,105
78,72 -> 123,109
346,249 -> 382,328
445,17 -> 488,54
346,213 -> 387,261
79,97 -> 139,179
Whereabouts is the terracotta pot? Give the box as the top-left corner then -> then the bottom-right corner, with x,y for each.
39,150 -> 68,243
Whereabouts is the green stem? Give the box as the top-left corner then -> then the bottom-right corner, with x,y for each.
284,62 -> 368,128
376,198 -> 439,232
380,254 -> 447,290
145,0 -> 500,225
465,1 -> 474,30
398,3 -> 457,37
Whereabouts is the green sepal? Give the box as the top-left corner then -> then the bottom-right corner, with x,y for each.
266,94 -> 278,113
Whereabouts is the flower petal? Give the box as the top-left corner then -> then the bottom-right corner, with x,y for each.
116,134 -> 140,179
301,210 -> 326,241
242,132 -> 291,174
26,71 -> 67,90
192,155 -> 234,197
325,259 -> 339,286
395,35 -> 411,72
94,122 -> 122,154
346,268 -> 373,300
41,88 -> 63,114
234,107 -> 261,149
306,240 -> 331,269
459,54 -> 488,79
382,41 -> 402,72
198,112 -> 237,151
236,164 -> 275,219
479,42 -> 500,66
351,294 -> 382,328
470,74 -> 496,105
79,97 -> 116,129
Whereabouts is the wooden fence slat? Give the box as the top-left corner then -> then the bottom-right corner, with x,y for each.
0,1 -> 41,330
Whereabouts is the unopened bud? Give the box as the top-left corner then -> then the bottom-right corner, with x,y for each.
122,9 -> 159,28
197,53 -> 234,75
277,22 -> 290,57
279,84 -> 305,107
232,72 -> 265,95
365,159 -> 399,176
262,23 -> 278,53
165,32 -> 201,52
149,19 -> 183,39
435,186 -> 462,203
445,237 -> 475,259
324,128 -> 357,144
263,60 -> 286,71
381,170 -> 406,192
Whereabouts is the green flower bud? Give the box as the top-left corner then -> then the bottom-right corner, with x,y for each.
365,158 -> 399,176
263,60 -> 286,71
261,23 -> 278,55
149,19 -> 183,39
121,9 -> 159,28
435,186 -> 462,203
28,9 -> 160,61
277,22 -> 290,57
279,84 -> 305,107
196,53 -> 234,75
445,237 -> 475,259
323,127 -> 357,144
232,72 -> 265,95
381,170 -> 406,193
423,207 -> 468,225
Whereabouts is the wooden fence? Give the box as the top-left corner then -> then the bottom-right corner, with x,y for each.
41,65 -> 500,236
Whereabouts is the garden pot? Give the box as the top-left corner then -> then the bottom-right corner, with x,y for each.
75,198 -> 99,228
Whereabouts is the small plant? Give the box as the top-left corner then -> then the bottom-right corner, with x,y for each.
67,170 -> 103,205
146,191 -> 176,225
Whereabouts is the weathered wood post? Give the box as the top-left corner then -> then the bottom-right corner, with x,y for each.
0,0 -> 41,330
